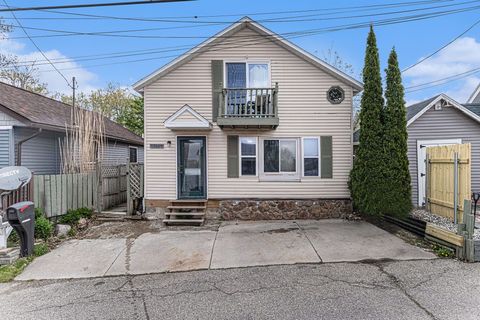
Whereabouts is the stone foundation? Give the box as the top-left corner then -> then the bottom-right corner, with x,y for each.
219,199 -> 352,220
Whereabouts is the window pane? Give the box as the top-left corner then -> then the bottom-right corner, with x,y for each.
264,140 -> 279,172
303,138 -> 318,157
248,64 -> 269,87
227,63 -> 246,88
280,140 -> 296,172
241,157 -> 256,175
304,158 -> 319,176
129,148 -> 137,163
241,138 -> 256,156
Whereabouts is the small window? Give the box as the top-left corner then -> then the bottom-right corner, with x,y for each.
240,137 -> 257,176
303,138 -> 320,176
129,147 -> 138,163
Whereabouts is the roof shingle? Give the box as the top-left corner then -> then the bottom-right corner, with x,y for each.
0,81 -> 143,145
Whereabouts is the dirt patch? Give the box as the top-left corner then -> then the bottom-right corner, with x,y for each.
76,218 -> 222,239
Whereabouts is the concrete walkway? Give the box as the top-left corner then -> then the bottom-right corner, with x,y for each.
16,220 -> 435,280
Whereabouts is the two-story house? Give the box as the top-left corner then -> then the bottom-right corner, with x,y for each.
134,17 -> 363,224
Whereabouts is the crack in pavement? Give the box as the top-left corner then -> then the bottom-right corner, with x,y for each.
374,262 -> 438,320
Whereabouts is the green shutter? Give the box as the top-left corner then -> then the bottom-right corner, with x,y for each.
227,135 -> 239,178
211,60 -> 223,122
321,136 -> 333,178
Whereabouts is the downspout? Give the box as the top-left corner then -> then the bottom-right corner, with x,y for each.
16,128 -> 43,166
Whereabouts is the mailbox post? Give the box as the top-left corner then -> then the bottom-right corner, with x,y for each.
6,202 -> 35,257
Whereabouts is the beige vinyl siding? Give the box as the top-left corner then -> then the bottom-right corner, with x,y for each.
408,105 -> 480,206
144,27 -> 353,200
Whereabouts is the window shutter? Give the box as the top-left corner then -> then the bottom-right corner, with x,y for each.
211,60 -> 223,122
321,136 -> 333,178
227,135 -> 239,178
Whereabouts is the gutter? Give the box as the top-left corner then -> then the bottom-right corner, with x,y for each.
16,128 -> 42,166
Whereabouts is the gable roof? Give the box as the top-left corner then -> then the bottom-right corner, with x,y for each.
467,83 -> 480,103
406,93 -> 480,126
133,17 -> 363,93
0,81 -> 143,145
353,93 -> 480,144
164,104 -> 212,130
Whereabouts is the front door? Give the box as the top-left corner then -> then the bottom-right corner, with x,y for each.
177,137 -> 206,199
417,139 -> 461,206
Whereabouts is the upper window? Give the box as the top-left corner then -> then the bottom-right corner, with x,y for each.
129,147 -> 138,163
226,62 -> 270,88
240,137 -> 257,176
302,138 -> 320,176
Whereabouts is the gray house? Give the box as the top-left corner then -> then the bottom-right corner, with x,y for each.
0,81 -> 144,174
354,93 -> 480,207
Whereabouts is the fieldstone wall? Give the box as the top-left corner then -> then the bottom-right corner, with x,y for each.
219,199 -> 352,220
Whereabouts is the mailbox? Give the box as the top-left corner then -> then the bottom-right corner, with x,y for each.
6,201 -> 35,257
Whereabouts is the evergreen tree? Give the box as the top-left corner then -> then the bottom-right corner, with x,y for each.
349,26 -> 385,215
383,48 -> 412,216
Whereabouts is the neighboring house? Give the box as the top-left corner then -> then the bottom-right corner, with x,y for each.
353,93 -> 480,207
134,17 -> 363,220
0,81 -> 144,174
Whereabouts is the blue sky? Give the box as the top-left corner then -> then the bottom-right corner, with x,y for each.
1,0 -> 480,104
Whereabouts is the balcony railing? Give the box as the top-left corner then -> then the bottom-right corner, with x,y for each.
217,84 -> 279,129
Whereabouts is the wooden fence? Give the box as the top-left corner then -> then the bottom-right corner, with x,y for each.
33,172 -> 98,218
100,165 -> 127,210
426,143 -> 471,222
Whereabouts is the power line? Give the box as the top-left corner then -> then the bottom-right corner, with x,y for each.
7,4 -> 480,41
0,0 -> 449,20
405,66 -> 480,92
402,17 -> 480,72
1,0 -> 73,88
0,0 -> 193,12
7,3 -> 480,71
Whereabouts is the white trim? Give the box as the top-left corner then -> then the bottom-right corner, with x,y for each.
239,136 -> 258,177
416,138 -> 462,207
259,137 -> 300,181
223,60 -> 272,88
301,137 -> 320,177
467,83 -> 480,103
407,94 -> 480,127
133,17 -> 363,92
164,104 -> 212,130
0,126 -> 13,130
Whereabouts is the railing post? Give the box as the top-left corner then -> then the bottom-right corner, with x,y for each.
274,82 -> 279,118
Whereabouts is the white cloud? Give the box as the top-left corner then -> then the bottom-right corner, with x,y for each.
404,37 -> 480,103
0,36 -> 99,95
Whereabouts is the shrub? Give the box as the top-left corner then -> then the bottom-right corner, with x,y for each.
35,208 -> 45,219
59,207 -> 94,226
35,215 -> 53,241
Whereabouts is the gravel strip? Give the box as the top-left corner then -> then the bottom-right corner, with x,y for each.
410,209 -> 480,240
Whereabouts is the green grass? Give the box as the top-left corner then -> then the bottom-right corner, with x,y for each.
0,243 -> 50,283
432,244 -> 455,258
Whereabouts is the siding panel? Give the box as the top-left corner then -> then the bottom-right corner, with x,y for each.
0,128 -> 13,168
144,27 -> 354,200
408,105 -> 480,206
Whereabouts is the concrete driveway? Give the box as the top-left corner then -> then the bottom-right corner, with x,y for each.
16,220 -> 435,280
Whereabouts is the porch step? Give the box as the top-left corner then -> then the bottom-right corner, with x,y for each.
166,212 -> 205,217
164,200 -> 207,226
162,218 -> 204,225
167,206 -> 206,210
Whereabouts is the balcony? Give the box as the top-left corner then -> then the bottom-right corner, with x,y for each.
216,84 -> 279,129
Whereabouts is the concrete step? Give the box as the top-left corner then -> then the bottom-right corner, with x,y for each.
167,206 -> 206,210
163,218 -> 204,225
165,212 -> 205,217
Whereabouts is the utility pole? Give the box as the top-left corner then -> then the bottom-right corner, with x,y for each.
72,76 -> 77,108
